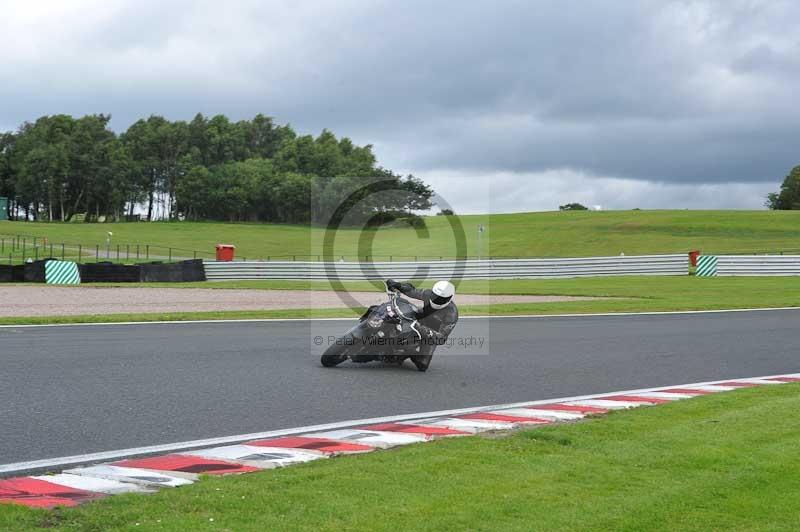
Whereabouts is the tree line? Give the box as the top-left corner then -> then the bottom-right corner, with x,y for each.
766,165 -> 800,210
0,113 -> 432,224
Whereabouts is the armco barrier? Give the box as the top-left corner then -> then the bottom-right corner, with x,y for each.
714,255 -> 800,276
203,254 -> 688,281
23,260 -> 47,282
79,262 -> 141,283
0,265 -> 13,282
0,259 -> 206,283
140,259 -> 206,282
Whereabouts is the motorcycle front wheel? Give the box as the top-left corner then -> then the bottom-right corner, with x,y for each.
411,354 -> 433,372
320,335 -> 357,367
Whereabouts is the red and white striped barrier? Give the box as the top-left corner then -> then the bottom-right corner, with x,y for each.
2,373 -> 799,509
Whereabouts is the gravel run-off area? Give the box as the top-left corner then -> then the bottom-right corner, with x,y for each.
0,286 -> 606,317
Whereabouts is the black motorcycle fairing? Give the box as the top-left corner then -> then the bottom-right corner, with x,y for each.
321,293 -> 426,368
358,305 -> 379,322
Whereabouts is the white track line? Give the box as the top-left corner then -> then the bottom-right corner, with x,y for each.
2,371 -> 797,476
1,306 -> 798,329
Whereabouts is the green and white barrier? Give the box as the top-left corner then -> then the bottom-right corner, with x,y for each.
695,255 -> 718,277
45,260 -> 81,285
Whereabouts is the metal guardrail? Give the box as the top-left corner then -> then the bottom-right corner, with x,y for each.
203,254 -> 689,281
715,255 -> 800,276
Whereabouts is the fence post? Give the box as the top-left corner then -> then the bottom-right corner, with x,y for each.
116,244 -> 120,260
50,243 -> 53,258
126,244 -> 130,260
78,244 -> 82,262
96,244 -> 99,261
193,251 -> 197,259
1,238 -> 3,253
146,245 -> 149,260
61,243 -> 65,260
136,244 -> 140,260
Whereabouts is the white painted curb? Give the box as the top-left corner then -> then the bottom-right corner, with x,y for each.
2,371 -> 798,479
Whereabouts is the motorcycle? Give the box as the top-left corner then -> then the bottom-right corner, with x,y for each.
320,283 -> 431,371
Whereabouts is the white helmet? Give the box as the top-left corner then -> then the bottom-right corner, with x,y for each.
430,281 -> 455,309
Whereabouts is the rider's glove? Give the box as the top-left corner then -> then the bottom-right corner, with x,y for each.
386,279 -> 402,292
411,320 -> 435,341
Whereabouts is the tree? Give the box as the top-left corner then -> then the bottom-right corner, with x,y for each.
69,114 -> 119,220
272,172 -> 311,223
559,203 -> 589,211
0,132 -> 15,217
767,166 -> 800,210
765,192 -> 780,210
175,165 -> 212,221
121,116 -> 188,220
2,111 -> 439,225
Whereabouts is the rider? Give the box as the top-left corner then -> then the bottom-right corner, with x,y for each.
386,279 -> 458,371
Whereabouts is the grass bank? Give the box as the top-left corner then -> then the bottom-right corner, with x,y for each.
2,383 -> 798,530
3,210 -> 800,261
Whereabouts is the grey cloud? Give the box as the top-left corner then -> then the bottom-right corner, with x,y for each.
423,170 -> 775,214
732,43 -> 800,76
1,0 -> 798,210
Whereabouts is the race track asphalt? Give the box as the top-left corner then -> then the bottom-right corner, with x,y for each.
2,309 -> 799,465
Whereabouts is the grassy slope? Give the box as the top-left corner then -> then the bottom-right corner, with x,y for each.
3,384 -> 799,531
2,210 -> 800,261
1,276 -> 797,325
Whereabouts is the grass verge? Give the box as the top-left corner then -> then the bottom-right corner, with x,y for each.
0,309 -> 355,326
2,384 -> 799,531
1,276 -> 798,325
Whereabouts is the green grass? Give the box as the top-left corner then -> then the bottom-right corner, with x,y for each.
2,210 -> 800,262
0,276 -> 798,325
0,308 -> 354,326
3,384 -> 799,531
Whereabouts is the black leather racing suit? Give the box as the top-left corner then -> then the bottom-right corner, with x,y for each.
394,282 -> 459,355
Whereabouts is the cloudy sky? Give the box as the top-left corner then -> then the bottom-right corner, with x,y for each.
1,0 -> 798,213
